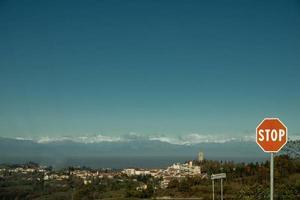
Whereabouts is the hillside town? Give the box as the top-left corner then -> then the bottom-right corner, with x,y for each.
1,149 -> 300,199
0,152 -> 206,191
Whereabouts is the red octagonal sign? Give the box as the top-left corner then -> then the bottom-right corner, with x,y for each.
256,118 -> 288,153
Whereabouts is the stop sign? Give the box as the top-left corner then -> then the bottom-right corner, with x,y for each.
256,118 -> 288,153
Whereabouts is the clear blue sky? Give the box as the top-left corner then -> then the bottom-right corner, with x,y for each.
0,0 -> 299,139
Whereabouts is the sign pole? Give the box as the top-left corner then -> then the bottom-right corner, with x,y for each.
270,153 -> 274,200
212,179 -> 214,200
221,178 -> 223,200
211,173 -> 225,200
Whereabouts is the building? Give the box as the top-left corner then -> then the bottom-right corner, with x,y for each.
123,168 -> 136,176
122,168 -> 151,176
198,152 -> 204,162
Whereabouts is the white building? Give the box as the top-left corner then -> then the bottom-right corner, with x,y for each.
198,152 -> 204,162
123,168 -> 136,176
123,168 -> 151,176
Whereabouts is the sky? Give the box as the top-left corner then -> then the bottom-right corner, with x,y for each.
0,0 -> 300,141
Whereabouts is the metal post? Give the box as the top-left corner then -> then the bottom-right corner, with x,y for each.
270,153 -> 274,200
221,179 -> 223,200
212,179 -> 214,200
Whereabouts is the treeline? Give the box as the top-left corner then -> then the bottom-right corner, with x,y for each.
160,155 -> 300,199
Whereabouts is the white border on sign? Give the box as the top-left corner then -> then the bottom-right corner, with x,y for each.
256,117 -> 288,153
